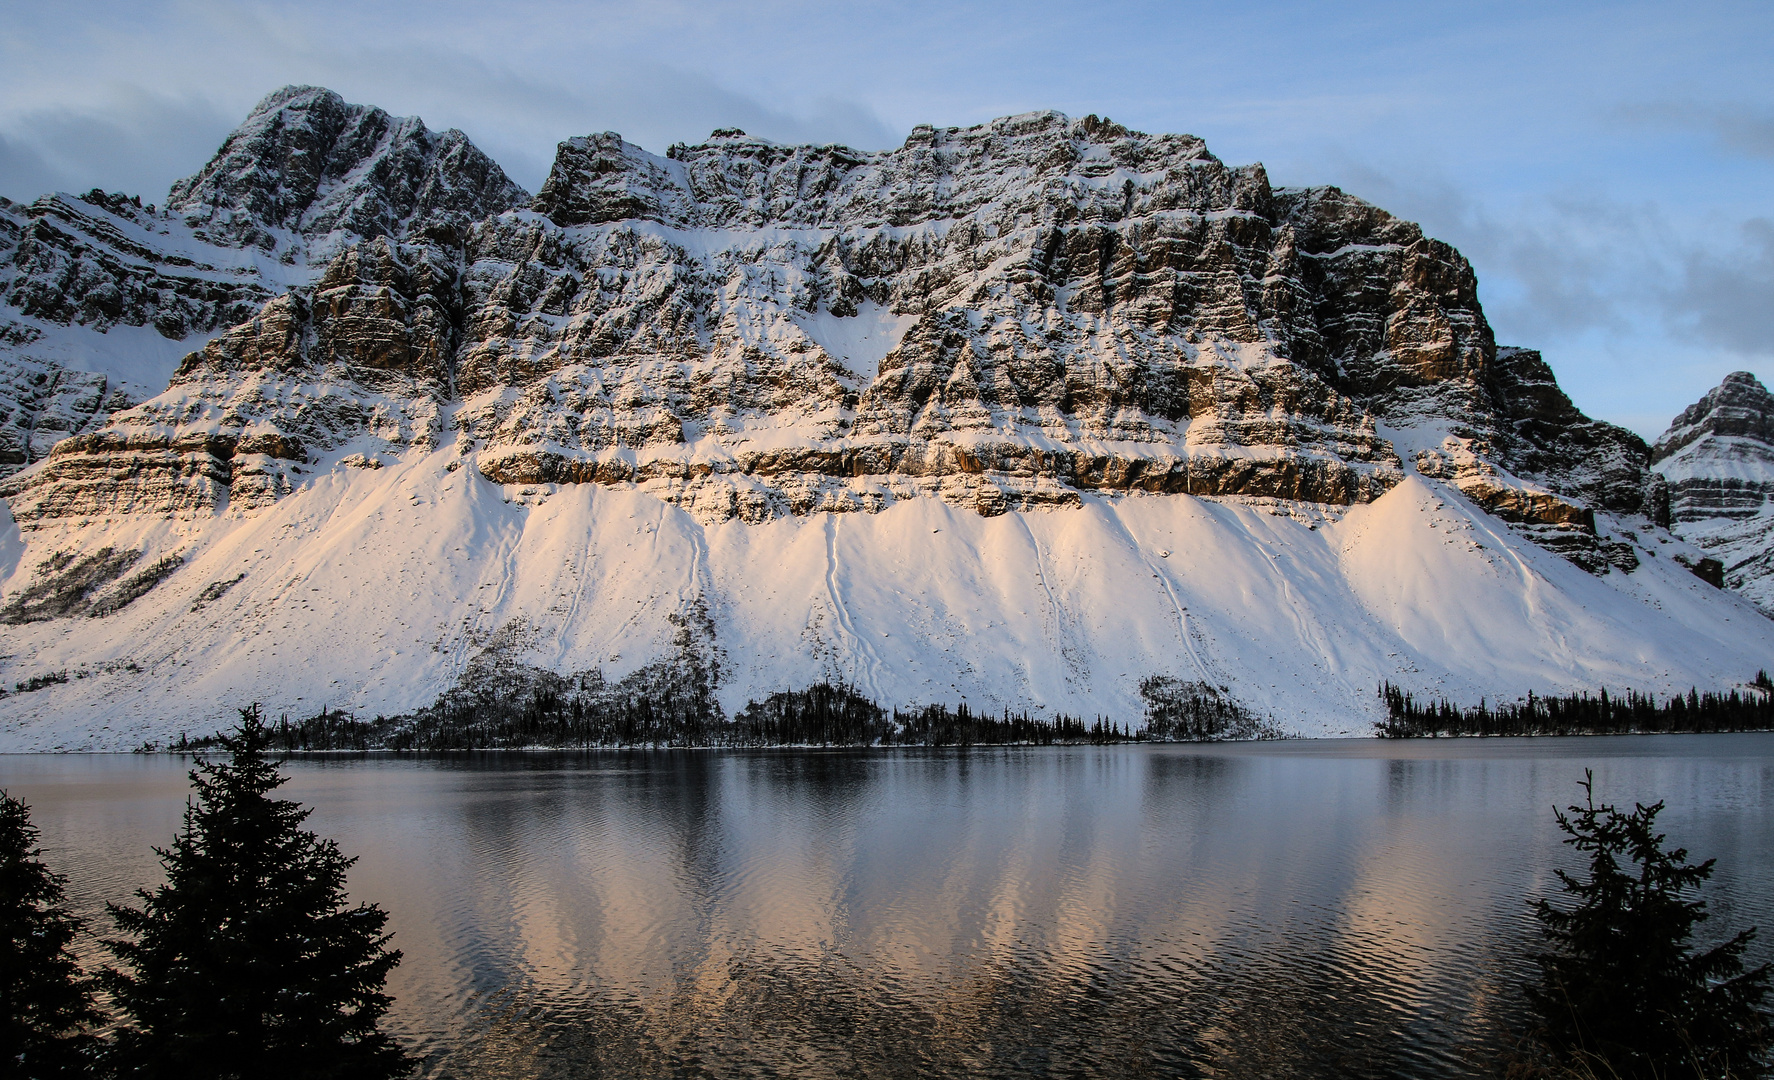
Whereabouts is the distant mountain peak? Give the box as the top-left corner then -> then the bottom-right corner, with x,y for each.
1650,370 -> 1774,611
247,83 -> 342,115
1654,370 -> 1774,464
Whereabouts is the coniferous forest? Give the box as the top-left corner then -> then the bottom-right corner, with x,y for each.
143,674 -> 1275,752
1376,673 -> 1774,738
137,670 -> 1774,752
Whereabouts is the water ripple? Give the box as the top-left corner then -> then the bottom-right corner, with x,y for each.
4,737 -> 1772,1078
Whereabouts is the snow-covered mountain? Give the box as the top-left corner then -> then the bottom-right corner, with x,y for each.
0,87 -> 525,475
1653,372 -> 1774,611
0,90 -> 1764,750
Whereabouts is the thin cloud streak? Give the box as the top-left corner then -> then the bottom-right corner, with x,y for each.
1617,101 -> 1774,161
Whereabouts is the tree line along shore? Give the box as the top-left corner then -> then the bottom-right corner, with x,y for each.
123,672 -> 1774,753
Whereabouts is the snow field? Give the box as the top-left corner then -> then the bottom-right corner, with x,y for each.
0,444 -> 1768,751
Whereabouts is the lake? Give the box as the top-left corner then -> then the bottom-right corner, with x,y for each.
3,736 -> 1771,1078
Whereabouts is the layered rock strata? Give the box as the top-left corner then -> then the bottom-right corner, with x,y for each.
3,100 -> 1658,575
0,190 -> 278,467
1652,371 -> 1774,609
0,86 -> 526,476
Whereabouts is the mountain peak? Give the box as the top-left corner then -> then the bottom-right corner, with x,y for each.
1654,371 -> 1774,464
165,85 -> 528,255
534,110 -> 1232,235
246,84 -> 345,117
1649,370 -> 1774,606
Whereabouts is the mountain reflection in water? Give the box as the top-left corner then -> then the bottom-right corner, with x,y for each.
6,737 -> 1771,1078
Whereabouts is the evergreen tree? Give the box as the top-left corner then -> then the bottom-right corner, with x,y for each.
102,706 -> 413,1079
1,791 -> 103,1079
1528,771 -> 1771,1079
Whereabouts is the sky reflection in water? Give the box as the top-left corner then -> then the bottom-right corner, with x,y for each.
5,736 -> 1772,1078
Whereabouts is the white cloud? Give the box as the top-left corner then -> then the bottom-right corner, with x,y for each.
1666,219 -> 1774,357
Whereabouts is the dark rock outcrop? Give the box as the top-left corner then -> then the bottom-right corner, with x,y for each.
0,237 -> 456,522
0,192 -> 282,468
1,191 -> 274,336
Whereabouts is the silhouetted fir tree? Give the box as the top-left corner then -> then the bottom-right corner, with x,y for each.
1526,771 -> 1771,1079
1,791 -> 103,1080
102,706 -> 413,1079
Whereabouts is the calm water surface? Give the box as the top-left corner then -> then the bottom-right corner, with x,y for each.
3,736 -> 1772,1079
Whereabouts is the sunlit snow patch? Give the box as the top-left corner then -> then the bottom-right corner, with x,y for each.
792,302 -> 919,376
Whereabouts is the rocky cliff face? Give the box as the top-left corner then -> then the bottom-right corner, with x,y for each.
1653,371 -> 1774,609
0,87 -> 525,478
1,104 -> 1658,577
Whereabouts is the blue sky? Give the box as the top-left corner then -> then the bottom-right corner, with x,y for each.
2,0 -> 1770,438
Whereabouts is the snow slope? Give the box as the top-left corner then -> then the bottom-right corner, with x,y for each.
0,433 -> 1761,750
